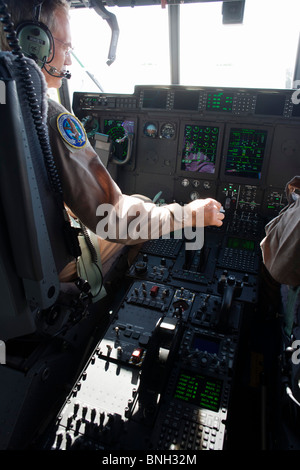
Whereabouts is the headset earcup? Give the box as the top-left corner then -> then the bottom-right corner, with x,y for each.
16,22 -> 53,67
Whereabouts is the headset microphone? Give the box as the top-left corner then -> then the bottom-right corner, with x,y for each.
45,65 -> 71,79
63,70 -> 71,80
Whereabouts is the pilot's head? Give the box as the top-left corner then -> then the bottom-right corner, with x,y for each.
0,0 -> 72,89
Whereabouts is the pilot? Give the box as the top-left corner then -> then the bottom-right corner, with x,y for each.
261,175 -> 300,287
261,176 -> 300,336
0,0 -> 225,288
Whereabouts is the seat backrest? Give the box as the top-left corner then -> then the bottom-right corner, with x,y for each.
0,52 -> 74,341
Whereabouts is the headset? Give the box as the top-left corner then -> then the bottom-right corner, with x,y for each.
16,1 -> 71,79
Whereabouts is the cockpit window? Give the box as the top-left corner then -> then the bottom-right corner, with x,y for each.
180,0 -> 300,89
68,0 -> 300,96
69,6 -> 170,96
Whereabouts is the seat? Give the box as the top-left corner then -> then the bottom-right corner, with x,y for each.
0,51 -> 80,341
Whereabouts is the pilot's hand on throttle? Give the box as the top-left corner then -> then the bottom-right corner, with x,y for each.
189,198 -> 225,227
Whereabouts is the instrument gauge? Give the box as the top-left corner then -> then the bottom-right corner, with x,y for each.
190,191 -> 200,201
160,122 -> 176,139
144,122 -> 158,138
203,181 -> 212,190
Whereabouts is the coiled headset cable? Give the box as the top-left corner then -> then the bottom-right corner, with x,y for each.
0,1 -> 81,259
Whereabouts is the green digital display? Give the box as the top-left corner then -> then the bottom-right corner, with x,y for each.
206,92 -> 233,113
227,237 -> 255,251
103,119 -> 134,160
181,124 -> 219,174
174,370 -> 222,412
224,128 -> 267,180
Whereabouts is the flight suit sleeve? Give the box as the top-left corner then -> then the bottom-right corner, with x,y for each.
260,176 -> 300,286
46,99 -> 200,245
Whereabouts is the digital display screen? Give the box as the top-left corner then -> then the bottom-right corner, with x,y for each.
224,128 -> 267,180
255,93 -> 286,116
191,334 -> 220,354
206,92 -> 233,113
174,90 -> 199,110
227,237 -> 255,251
103,119 -> 134,160
174,370 -> 222,412
181,124 -> 219,174
142,89 -> 168,109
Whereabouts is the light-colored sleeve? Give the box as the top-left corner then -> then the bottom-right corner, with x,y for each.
47,99 -> 204,247
260,195 -> 300,287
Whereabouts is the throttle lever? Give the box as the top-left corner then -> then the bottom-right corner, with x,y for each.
216,274 -> 243,331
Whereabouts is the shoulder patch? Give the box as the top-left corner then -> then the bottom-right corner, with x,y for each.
56,112 -> 87,150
